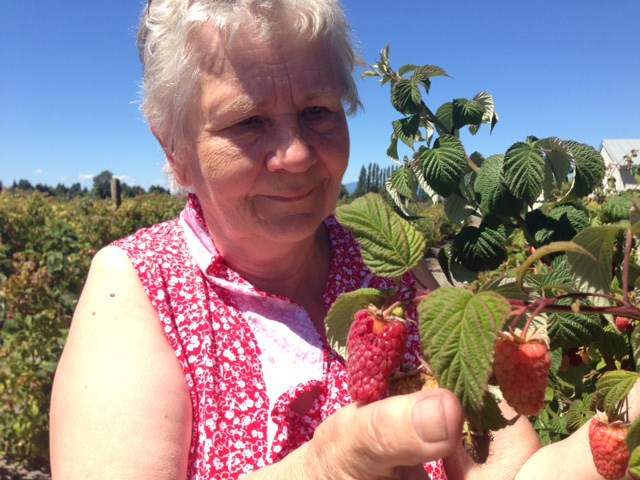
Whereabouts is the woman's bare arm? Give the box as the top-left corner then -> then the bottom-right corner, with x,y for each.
50,246 -> 192,479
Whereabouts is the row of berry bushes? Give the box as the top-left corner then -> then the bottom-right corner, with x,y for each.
0,190 -> 184,469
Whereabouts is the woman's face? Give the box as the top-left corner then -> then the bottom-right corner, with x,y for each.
173,30 -> 350,252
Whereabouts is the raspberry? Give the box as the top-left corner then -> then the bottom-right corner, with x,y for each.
346,306 -> 408,403
589,415 -> 630,480
616,316 -> 633,333
388,367 -> 438,397
492,332 -> 551,416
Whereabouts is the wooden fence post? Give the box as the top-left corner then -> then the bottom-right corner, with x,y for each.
110,177 -> 122,208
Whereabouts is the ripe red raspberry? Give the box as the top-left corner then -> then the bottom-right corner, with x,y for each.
346,306 -> 408,403
589,414 -> 630,480
492,332 -> 551,416
616,316 -> 633,333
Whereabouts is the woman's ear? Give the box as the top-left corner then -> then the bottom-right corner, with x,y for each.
151,127 -> 191,188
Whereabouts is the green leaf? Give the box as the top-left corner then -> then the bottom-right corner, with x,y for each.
418,288 -> 510,427
633,328 -> 640,371
468,92 -> 499,135
335,193 -> 427,279
325,288 -> 395,357
391,78 -> 422,115
392,114 -> 421,149
595,370 -> 640,417
452,98 -> 485,130
387,134 -> 400,163
565,141 -> 606,198
627,416 -> 640,452
452,214 -> 508,272
524,204 -> 591,247
602,194 -> 633,223
536,137 -> 573,193
417,135 -> 468,197
566,225 -> 625,294
435,102 -> 454,135
411,65 -> 449,94
503,141 -> 545,206
444,193 -> 478,225
474,155 -> 525,217
565,393 -> 595,430
548,311 -> 604,350
387,165 -> 418,201
437,244 -> 479,285
628,445 -> 640,479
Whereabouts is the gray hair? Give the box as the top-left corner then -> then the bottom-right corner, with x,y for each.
137,0 -> 361,192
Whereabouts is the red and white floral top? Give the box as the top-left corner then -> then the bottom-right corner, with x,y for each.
113,194 -> 447,480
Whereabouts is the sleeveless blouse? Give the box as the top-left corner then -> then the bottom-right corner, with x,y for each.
113,194 -> 447,480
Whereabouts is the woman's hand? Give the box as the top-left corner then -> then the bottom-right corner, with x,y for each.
248,389 -> 464,480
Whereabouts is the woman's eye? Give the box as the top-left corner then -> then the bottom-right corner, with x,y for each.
304,106 -> 329,116
236,116 -> 262,127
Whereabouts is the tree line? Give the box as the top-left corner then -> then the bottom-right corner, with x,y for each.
0,170 -> 169,199
2,163 -> 395,201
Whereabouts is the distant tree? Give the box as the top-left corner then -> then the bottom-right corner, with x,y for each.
15,179 -> 34,191
91,170 -> 113,199
68,182 -> 85,198
338,184 -> 349,200
121,183 -> 145,198
35,183 -> 54,196
148,185 -> 170,195
353,166 -> 367,197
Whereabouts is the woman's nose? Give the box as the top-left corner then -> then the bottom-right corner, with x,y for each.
266,119 -> 317,173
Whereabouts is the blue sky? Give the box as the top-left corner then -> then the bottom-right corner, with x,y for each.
1,0 -> 639,190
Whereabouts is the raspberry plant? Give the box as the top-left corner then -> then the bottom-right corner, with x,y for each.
326,47 -> 640,476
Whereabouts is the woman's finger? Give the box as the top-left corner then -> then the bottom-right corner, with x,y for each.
307,389 -> 464,479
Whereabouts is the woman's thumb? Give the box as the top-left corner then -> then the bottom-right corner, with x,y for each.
308,389 -> 464,478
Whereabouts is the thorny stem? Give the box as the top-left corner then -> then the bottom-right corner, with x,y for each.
623,228 -> 633,303
508,291 -> 640,332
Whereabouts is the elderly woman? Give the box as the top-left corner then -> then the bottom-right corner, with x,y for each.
49,0 -> 633,479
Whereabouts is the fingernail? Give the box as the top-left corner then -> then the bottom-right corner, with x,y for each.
412,396 -> 448,443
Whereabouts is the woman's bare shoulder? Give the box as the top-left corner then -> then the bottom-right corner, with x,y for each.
49,244 -> 192,478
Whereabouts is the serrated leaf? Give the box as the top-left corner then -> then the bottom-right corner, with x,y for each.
634,328 -> 640,371
565,141 -> 606,198
325,288 -> 395,357
548,311 -> 604,350
452,98 -> 485,130
452,214 -> 508,272
627,416 -> 640,452
387,134 -> 400,163
411,65 -> 449,95
517,241 -> 595,291
392,114 -> 421,149
469,92 -> 498,135
474,154 -> 525,216
398,63 -> 419,77
565,393 -> 595,430
387,166 -> 418,201
628,446 -> 640,478
418,288 -> 510,427
503,142 -> 546,206
595,370 -> 640,417
566,225 -> 625,294
435,102 -> 454,135
391,78 -> 422,115
417,135 -> 468,197
536,137 -> 573,192
444,193 -> 478,225
335,193 -> 426,279
437,244 -> 478,285
602,194 -> 633,223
